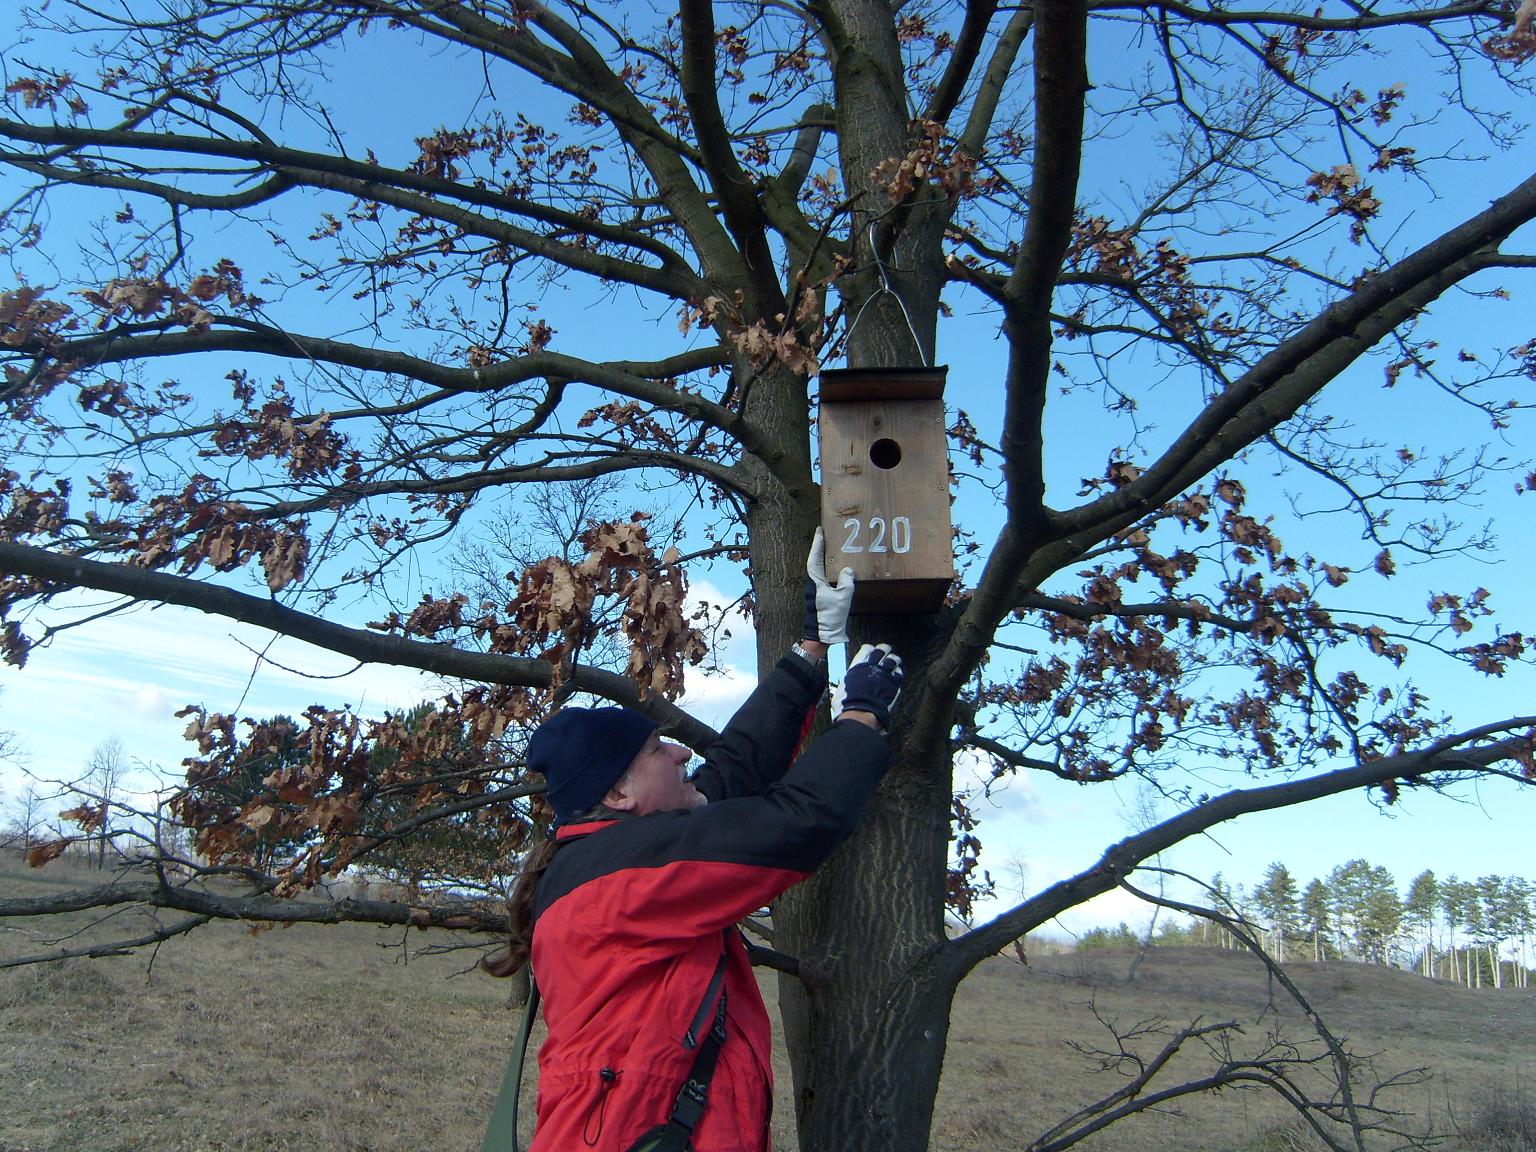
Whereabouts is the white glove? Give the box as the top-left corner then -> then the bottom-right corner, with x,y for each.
803,526 -> 855,645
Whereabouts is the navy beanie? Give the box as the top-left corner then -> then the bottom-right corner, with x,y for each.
528,706 -> 659,824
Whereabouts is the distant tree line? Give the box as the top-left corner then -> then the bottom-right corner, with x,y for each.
1080,861 -> 1535,991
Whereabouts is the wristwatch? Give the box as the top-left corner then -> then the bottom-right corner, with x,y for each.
789,642 -> 825,669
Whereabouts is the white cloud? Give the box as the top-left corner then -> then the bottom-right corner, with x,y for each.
0,596 -> 437,799
956,747 -> 1050,822
676,666 -> 756,732
671,575 -> 761,730
131,683 -> 170,719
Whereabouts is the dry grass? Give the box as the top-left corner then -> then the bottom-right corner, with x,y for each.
1,857 -> 514,1152
935,947 -> 1536,1151
5,857 -> 1536,1151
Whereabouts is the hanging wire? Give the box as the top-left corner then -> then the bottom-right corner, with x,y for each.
844,222 -> 928,368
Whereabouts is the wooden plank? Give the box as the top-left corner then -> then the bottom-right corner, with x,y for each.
818,365 -> 948,403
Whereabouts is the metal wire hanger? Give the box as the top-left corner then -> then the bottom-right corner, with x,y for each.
843,221 -> 929,368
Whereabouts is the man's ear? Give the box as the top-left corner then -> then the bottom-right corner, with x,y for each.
604,779 -> 637,812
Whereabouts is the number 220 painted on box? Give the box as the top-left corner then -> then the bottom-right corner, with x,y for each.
841,515 -> 914,555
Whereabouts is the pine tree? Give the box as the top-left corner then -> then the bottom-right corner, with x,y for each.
1440,875 -> 1470,983
1301,878 -> 1331,962
1209,873 -> 1241,950
1359,865 -> 1403,965
1405,870 -> 1439,977
1253,862 -> 1299,962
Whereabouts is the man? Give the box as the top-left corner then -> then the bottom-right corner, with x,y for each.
494,534 -> 903,1151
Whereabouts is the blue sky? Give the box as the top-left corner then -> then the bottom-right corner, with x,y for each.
2,8 -> 1534,937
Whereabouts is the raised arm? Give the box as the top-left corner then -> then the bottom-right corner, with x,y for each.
559,715 -> 895,945
691,652 -> 828,801
693,528 -> 855,800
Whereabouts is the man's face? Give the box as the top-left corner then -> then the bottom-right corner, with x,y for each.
607,731 -> 705,815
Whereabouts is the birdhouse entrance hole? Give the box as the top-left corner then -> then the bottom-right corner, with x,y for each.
869,438 -> 902,469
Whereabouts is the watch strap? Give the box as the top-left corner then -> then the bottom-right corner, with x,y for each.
790,642 -> 825,668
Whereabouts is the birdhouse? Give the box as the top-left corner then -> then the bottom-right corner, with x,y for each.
818,366 -> 955,613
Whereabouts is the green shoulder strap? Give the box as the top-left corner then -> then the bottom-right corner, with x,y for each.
481,973 -> 541,1152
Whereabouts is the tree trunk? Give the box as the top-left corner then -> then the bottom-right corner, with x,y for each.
780,950 -> 957,1150
739,207 -> 957,1143
776,576 -> 957,1148
776,694 -> 955,1150
769,21 -> 957,1125
506,964 -> 531,1009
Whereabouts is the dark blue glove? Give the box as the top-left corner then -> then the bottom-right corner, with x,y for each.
838,643 -> 904,730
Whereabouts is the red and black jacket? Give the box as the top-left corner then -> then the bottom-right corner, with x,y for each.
527,655 -> 891,1152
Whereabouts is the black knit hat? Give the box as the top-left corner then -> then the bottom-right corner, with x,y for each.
528,706 -> 659,824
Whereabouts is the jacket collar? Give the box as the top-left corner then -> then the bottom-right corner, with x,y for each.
554,818 -> 619,842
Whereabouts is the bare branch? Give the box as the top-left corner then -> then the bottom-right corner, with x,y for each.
1,913 -> 214,969
1061,170 -> 1536,545
0,117 -> 700,294
943,720 -> 1535,971
11,320 -> 781,473
956,729 -> 1067,776
926,0 -> 1001,127
913,0 -> 1087,747
0,877 -> 506,941
1095,0 -> 1506,34
1016,591 -> 1258,635
0,539 -> 721,749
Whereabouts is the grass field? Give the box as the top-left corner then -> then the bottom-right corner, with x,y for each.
4,856 -> 1535,1151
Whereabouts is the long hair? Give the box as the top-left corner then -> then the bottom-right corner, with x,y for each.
480,804 -> 623,978
480,834 -> 558,978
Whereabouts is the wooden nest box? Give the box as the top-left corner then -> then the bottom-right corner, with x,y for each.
818,366 -> 955,613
